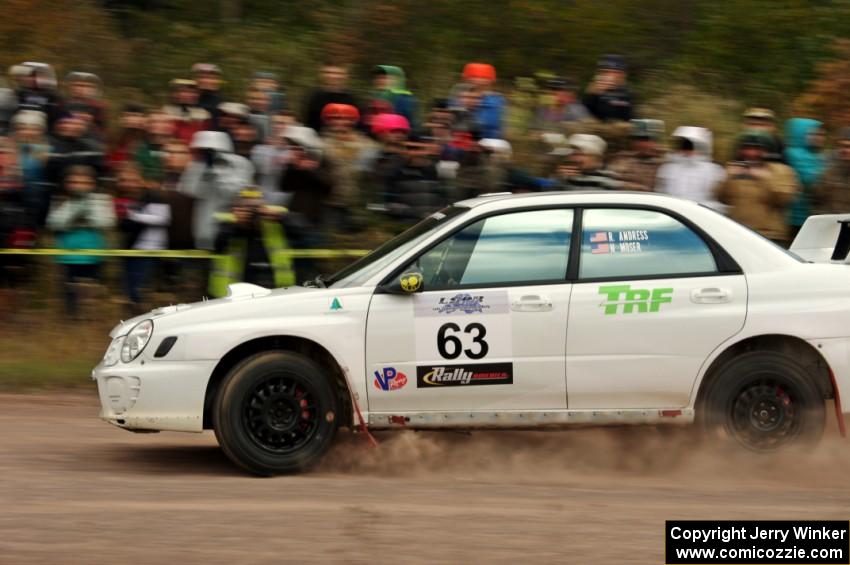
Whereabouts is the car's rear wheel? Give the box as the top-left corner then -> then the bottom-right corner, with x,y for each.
213,351 -> 338,475
699,352 -> 825,451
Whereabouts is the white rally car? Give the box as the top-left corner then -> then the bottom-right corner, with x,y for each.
93,191 -> 850,475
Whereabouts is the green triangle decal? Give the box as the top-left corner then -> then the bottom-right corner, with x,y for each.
330,298 -> 342,311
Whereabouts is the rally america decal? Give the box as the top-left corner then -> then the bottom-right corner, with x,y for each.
416,363 -> 513,388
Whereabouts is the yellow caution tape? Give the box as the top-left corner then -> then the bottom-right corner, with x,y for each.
0,248 -> 370,259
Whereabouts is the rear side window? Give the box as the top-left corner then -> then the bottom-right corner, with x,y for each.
579,208 -> 717,279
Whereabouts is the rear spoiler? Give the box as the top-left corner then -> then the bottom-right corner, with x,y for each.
789,214 -> 850,263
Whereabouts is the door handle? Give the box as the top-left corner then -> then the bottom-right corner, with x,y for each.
691,287 -> 731,304
510,294 -> 553,312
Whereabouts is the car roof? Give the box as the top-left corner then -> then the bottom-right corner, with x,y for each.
455,190 -> 700,211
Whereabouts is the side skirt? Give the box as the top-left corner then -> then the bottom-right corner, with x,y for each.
367,408 -> 694,429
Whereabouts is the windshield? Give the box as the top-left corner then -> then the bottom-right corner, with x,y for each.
327,206 -> 469,288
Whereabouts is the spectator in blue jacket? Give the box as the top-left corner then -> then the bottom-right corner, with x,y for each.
452,62 -> 505,139
785,117 -> 825,237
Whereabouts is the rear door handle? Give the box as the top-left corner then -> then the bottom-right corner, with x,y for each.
691,287 -> 731,304
511,294 -> 553,312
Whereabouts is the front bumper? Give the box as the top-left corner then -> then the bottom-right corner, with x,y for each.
92,359 -> 217,432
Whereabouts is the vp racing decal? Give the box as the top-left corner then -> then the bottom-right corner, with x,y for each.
373,367 -> 408,391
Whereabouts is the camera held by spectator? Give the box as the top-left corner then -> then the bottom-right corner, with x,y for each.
179,131 -> 254,250
209,188 -> 293,296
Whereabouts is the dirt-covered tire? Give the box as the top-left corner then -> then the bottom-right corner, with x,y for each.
213,351 -> 338,475
698,351 -> 825,451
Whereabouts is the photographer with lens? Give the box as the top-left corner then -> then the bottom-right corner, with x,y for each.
179,130 -> 254,252
655,126 -> 726,209
715,131 -> 800,245
179,131 -> 253,299
208,189 -> 294,297
277,125 -> 334,283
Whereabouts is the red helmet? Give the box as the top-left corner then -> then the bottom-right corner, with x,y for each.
321,103 -> 360,123
462,63 -> 497,82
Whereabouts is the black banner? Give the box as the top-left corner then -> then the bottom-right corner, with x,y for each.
666,521 -> 849,564
416,362 -> 513,388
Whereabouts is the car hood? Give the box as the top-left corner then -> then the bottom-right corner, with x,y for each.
109,284 -> 320,338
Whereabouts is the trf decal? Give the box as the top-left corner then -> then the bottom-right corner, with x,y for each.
598,285 -> 673,315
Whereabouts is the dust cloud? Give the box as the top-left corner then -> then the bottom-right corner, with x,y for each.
322,420 -> 850,490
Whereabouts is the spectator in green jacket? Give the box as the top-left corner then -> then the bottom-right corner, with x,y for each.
134,109 -> 176,182
369,65 -> 418,129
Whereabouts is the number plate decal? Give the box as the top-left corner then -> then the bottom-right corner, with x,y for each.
413,291 -> 512,362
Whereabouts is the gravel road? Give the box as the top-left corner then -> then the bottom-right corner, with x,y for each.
1,393 -> 848,564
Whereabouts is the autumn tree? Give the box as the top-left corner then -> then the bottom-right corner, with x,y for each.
793,40 -> 850,131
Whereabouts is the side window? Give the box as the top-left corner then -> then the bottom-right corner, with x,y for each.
579,209 -> 717,279
412,209 -> 573,289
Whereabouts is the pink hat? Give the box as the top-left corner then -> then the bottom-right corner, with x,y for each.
371,113 -> 410,135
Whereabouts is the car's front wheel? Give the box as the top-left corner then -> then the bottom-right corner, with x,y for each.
213,351 -> 338,475
699,352 -> 825,451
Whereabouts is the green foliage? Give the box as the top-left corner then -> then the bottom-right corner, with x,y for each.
3,1 -> 850,124
672,0 -> 845,111
0,0 -> 131,87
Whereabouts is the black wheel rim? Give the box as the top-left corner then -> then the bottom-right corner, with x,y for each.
242,373 -> 320,455
728,379 -> 800,450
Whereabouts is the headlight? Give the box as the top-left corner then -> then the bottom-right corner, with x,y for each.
120,320 -> 154,363
103,337 -> 123,367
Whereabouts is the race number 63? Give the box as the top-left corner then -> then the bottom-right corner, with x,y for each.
437,322 -> 488,359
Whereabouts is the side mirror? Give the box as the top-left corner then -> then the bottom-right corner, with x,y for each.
380,269 -> 424,295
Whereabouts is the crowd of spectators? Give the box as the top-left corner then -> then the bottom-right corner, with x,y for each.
0,55 -> 847,318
